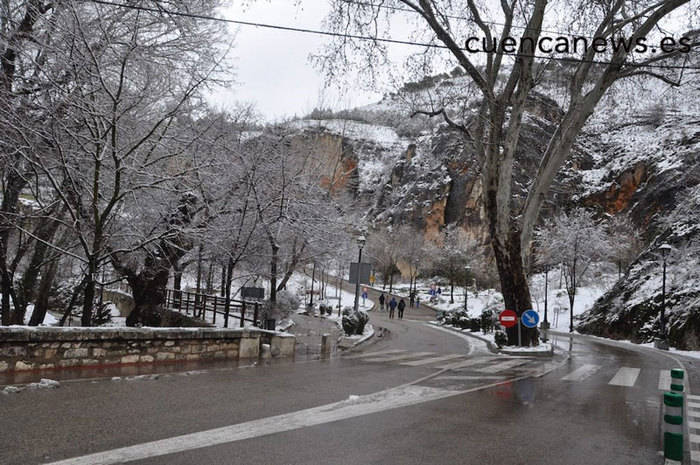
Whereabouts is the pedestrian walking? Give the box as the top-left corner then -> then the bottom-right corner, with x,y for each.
378,293 -> 385,311
388,296 -> 397,319
416,296 -> 420,308
409,292 -> 415,308
398,298 -> 406,319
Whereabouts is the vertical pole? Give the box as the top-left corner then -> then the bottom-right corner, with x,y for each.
253,302 -> 259,327
518,319 -> 522,347
544,266 -> 549,325
202,294 -> 208,321
212,297 -> 217,324
661,257 -> 667,341
224,303 -> 229,328
354,248 -> 363,313
240,302 -> 246,328
185,291 -> 190,315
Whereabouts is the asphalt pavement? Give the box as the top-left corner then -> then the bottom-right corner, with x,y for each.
4,304 -> 699,465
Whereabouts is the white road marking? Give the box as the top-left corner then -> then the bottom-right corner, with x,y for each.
688,402 -> 700,410
689,421 -> 700,430
659,370 -> 672,391
476,359 -> 529,374
608,367 -> 641,387
363,352 -> 435,363
688,394 -> 700,401
561,364 -> 601,382
691,450 -> 700,464
434,375 -> 506,381
343,349 -> 406,359
689,433 -> 700,443
436,357 -> 493,370
400,354 -> 465,367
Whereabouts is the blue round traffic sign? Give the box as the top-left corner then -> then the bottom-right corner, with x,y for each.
521,309 -> 540,328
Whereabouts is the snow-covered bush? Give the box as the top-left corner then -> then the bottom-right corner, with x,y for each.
262,290 -> 300,321
494,330 -> 507,348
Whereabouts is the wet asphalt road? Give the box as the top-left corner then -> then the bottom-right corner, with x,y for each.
1,299 -> 697,464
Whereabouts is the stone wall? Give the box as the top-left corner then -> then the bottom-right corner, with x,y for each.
0,327 -> 295,373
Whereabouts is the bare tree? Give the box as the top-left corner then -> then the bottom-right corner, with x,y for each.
536,208 -> 612,332
319,0 -> 698,344
607,214 -> 643,278
395,225 -> 425,297
366,229 -> 402,293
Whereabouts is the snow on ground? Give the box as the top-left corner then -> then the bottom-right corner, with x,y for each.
378,271 -> 615,333
22,304 -> 58,326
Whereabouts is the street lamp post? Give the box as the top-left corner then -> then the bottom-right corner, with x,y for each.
658,243 -> 672,349
353,235 -> 366,313
464,265 -> 470,312
542,264 -> 550,342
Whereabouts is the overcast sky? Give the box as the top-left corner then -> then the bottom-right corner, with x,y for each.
213,1 -> 385,122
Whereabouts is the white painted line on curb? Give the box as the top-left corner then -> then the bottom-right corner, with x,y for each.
608,367 -> 640,387
561,364 -> 601,382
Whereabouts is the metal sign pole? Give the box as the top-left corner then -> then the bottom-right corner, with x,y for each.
518,318 -> 522,347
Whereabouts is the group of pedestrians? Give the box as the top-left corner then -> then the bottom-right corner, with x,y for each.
378,293 -> 406,319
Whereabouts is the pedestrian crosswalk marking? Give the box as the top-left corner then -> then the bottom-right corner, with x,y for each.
436,357 -> 494,370
435,375 -> 506,381
561,364 -> 600,382
689,421 -> 700,430
344,349 -> 406,359
688,394 -> 700,401
659,370 -> 672,391
691,450 -> 700,463
688,402 -> 700,410
608,367 -> 640,387
363,352 -> 435,363
476,359 -> 529,374
400,354 -> 465,367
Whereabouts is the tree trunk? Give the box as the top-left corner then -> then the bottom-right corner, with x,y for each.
389,272 -> 394,294
29,257 -> 60,326
59,277 -> 87,326
127,268 -> 170,327
492,230 -> 538,346
270,243 -> 279,303
220,264 -> 226,297
206,261 -> 214,294
450,280 -> 454,304
81,265 -> 96,326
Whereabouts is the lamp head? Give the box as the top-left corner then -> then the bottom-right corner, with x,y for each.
659,243 -> 672,258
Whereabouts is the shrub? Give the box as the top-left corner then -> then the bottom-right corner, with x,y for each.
469,317 -> 481,332
494,330 -> 508,348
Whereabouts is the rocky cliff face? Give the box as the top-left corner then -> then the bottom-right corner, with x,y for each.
291,75 -> 700,347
